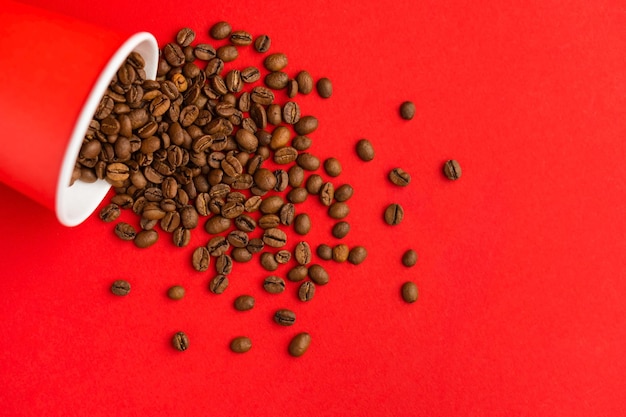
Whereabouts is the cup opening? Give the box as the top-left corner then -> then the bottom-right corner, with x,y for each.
55,32 -> 159,227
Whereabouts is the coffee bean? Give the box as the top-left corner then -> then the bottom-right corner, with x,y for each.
282,101 -> 301,125
250,86 -> 275,105
274,146 -> 298,164
401,281 -> 418,303
247,238 -> 264,254
288,265 -> 309,282
316,244 -> 333,260
274,169 -> 289,192
216,254 -> 233,275
287,79 -> 298,98
263,276 -> 286,294
288,332 -> 311,357
134,229 -> 159,248
164,42 -> 185,67
293,213 -> 311,235
258,214 -> 280,229
331,221 -> 350,239
294,116 -> 318,135
167,285 -> 185,300
230,30 -> 253,46
172,227 -> 191,247
205,215 -> 231,234
279,203 -> 295,225
194,43 -> 216,60
209,274 -> 229,294
172,331 -> 189,351
260,252 -> 279,271
192,247 -> 210,271
389,167 -> 411,186
265,71 -> 289,90
328,202 -> 349,219
355,139 -> 375,161
348,246 -> 368,265
254,34 -> 271,53
259,195 -> 284,214
111,280 -> 131,296
294,241 -> 312,265
443,159 -> 462,180
316,77 -> 333,98
232,247 -> 253,262
217,45 -> 238,62
287,187 -> 308,204
234,294 -> 255,311
230,336 -> 252,353
160,211 -> 181,232
308,264 -> 329,285
176,27 -> 196,47
99,203 -> 120,222
207,236 -> 230,257
332,244 -> 349,262
295,71 -> 313,94
266,103 -> 282,125
264,53 -> 288,72
288,165 -> 305,188
241,66 -> 261,83
323,158 -> 342,177
114,222 -> 137,241
384,203 -> 404,225
334,184 -> 354,202
292,135 -> 312,151
227,230 -> 249,248
235,214 -> 257,232
298,281 -> 315,302
402,249 -> 418,267
306,174 -> 324,195
399,101 -> 416,120
210,21 -> 232,40
296,153 -> 320,171
273,309 -> 296,326
263,228 -> 287,248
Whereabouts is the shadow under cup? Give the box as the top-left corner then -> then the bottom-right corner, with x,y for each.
0,0 -> 158,226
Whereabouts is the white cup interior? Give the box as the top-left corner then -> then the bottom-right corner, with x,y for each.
56,32 -> 159,227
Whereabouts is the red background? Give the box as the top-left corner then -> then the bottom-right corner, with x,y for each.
2,0 -> 626,415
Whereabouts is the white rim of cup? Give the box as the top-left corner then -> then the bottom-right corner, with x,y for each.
55,32 -> 159,227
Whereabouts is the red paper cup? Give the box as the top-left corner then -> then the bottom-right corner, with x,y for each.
0,0 -> 159,226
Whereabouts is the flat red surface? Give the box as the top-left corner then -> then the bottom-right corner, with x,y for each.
2,0 -> 626,416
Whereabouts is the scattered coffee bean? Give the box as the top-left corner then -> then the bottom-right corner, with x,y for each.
263,276 -> 286,294
316,244 -> 333,260
389,167 -> 411,186
192,247 -> 210,271
209,274 -> 229,294
134,229 -> 159,248
274,249 -> 291,264
114,222 -> 136,241
323,157 -> 342,177
288,265 -> 309,282
443,159 -> 462,180
332,244 -> 350,262
334,184 -> 354,202
111,280 -> 131,296
306,174 -> 324,195
308,264 -> 329,285
288,332 -> 311,357
216,254 -> 233,275
295,71 -> 314,94
294,241 -> 312,265
254,34 -> 271,53
293,213 -> 311,235
263,227 -> 287,247
172,331 -> 189,351
210,21 -> 232,40
328,202 -> 349,219
348,246 -> 368,265
402,249 -> 418,267
176,27 -> 196,47
273,309 -> 296,326
234,294 -> 255,311
298,281 -> 315,302
99,203 -> 121,222
316,77 -> 333,98
232,247 -> 253,262
230,30 -> 253,46
260,252 -> 279,271
264,53 -> 288,72
384,203 -> 404,225
230,336 -> 252,353
401,281 -> 419,303
167,285 -> 185,300
331,221 -> 350,239
355,139 -> 375,161
399,101 -> 416,120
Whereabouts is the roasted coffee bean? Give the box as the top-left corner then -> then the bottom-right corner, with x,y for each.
216,254 -> 233,275
263,228 -> 287,248
99,203 -> 120,222
293,213 -> 311,235
287,79 -> 298,98
348,246 -> 368,265
241,66 -> 261,83
384,203 -> 404,225
140,218 -> 158,230
273,169 -> 289,192
296,153 -> 320,171
288,332 -> 311,357
180,205 -> 199,229
401,281 -> 419,303
172,331 -> 189,351
264,53 -> 288,72
247,238 -> 264,254
254,34 -> 271,53
295,71 -> 313,94
260,252 -> 279,271
288,165 -> 305,188
235,214 -> 256,232
194,43 -> 216,60
134,229 -> 158,248
294,115 -> 318,135
274,146 -> 298,164
273,309 -> 296,326
292,135 -> 312,151
227,230 -> 249,248
308,264 -> 329,285
328,202 -> 349,219
230,30 -> 253,46
207,236 -> 230,257
274,250 -> 291,264
167,285 -> 185,300
205,215 -> 232,234
230,336 -> 252,353
232,247 -> 253,262
106,162 -> 130,182
260,195 -> 284,214
265,71 -> 289,90
172,227 -> 191,247
443,159 -> 462,180
111,194 -> 133,209
263,276 -> 286,294
250,86 -> 275,105
334,184 -> 354,202
286,187 -> 308,204
160,211 -> 181,232
316,77 -> 333,98
192,246 -> 210,271
282,101 -> 301,124
316,244 -> 333,260
209,274 -> 229,294
164,42 -> 185,67
234,294 -> 255,311
294,241 -> 312,265
269,126 -> 290,150
111,280 -> 131,296
266,103 -> 281,125
205,57 -> 224,77
114,222 -> 137,241
176,27 -> 196,47
225,69 -> 243,93
306,174 -> 324,195
253,168 -> 277,191
399,101 -> 416,120
298,282 -> 315,302
324,157 -> 342,177
389,168 -> 411,186
332,244 -> 350,262
210,21 -> 232,40
331,221 -> 350,239
402,249 -> 418,267
288,265 -> 309,282
355,139 -> 375,161
235,129 -> 259,153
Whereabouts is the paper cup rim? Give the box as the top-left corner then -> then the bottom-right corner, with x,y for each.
55,31 -> 158,227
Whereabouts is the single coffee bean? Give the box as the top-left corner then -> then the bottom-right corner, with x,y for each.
331,221 -> 350,239
263,276 -> 286,294
355,139 -> 375,161
111,280 -> 131,296
258,214 -> 280,229
99,203 -> 121,222
216,254 -> 233,275
298,281 -> 315,302
306,174 -> 324,195
192,247 -> 210,271
265,71 -> 289,90
332,244 -> 350,262
273,309 -> 296,326
288,165 -> 305,188
234,294 -> 255,311
296,153 -> 320,171
247,238 -> 264,254
348,246 -> 368,265
287,187 -> 308,204
160,211 -> 181,232
172,331 -> 189,351
260,252 -> 279,271
293,213 -> 311,235
274,169 -> 289,192
232,247 -> 253,262
401,281 -> 419,303
164,42 -> 185,67
294,241 -> 312,265
328,202 -> 350,219
194,43 -> 216,60
209,274 -> 229,294
316,77 -> 333,98
176,27 -> 196,47
241,66 -> 261,83
399,101 -> 416,120
389,167 -> 411,186
402,249 -> 418,267
288,265 -> 309,282
114,222 -> 137,241
294,115 -> 318,135
274,146 -> 298,164
308,264 -> 329,285
319,182 -> 334,206
443,159 -> 462,180
288,332 -> 311,357
295,71 -> 313,94
275,249 -> 291,264
263,228 -> 287,248
316,244 -> 333,260
264,53 -> 288,72
230,336 -> 252,353
134,229 -> 159,248
230,30 -> 253,46
235,214 -> 257,232
282,101 -> 301,125
207,236 -> 230,257
292,135 -> 312,151
269,125 -> 290,150
334,184 -> 354,202
384,203 -> 404,225
167,285 -> 185,300
259,195 -> 284,214
205,215 -> 232,234
323,157 -> 342,177
250,86 -> 275,105
266,103 -> 282,126
287,79 -> 298,98
254,34 -> 271,53
172,227 -> 191,247
227,230 -> 249,248
217,45 -> 238,62
210,21 -> 232,40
